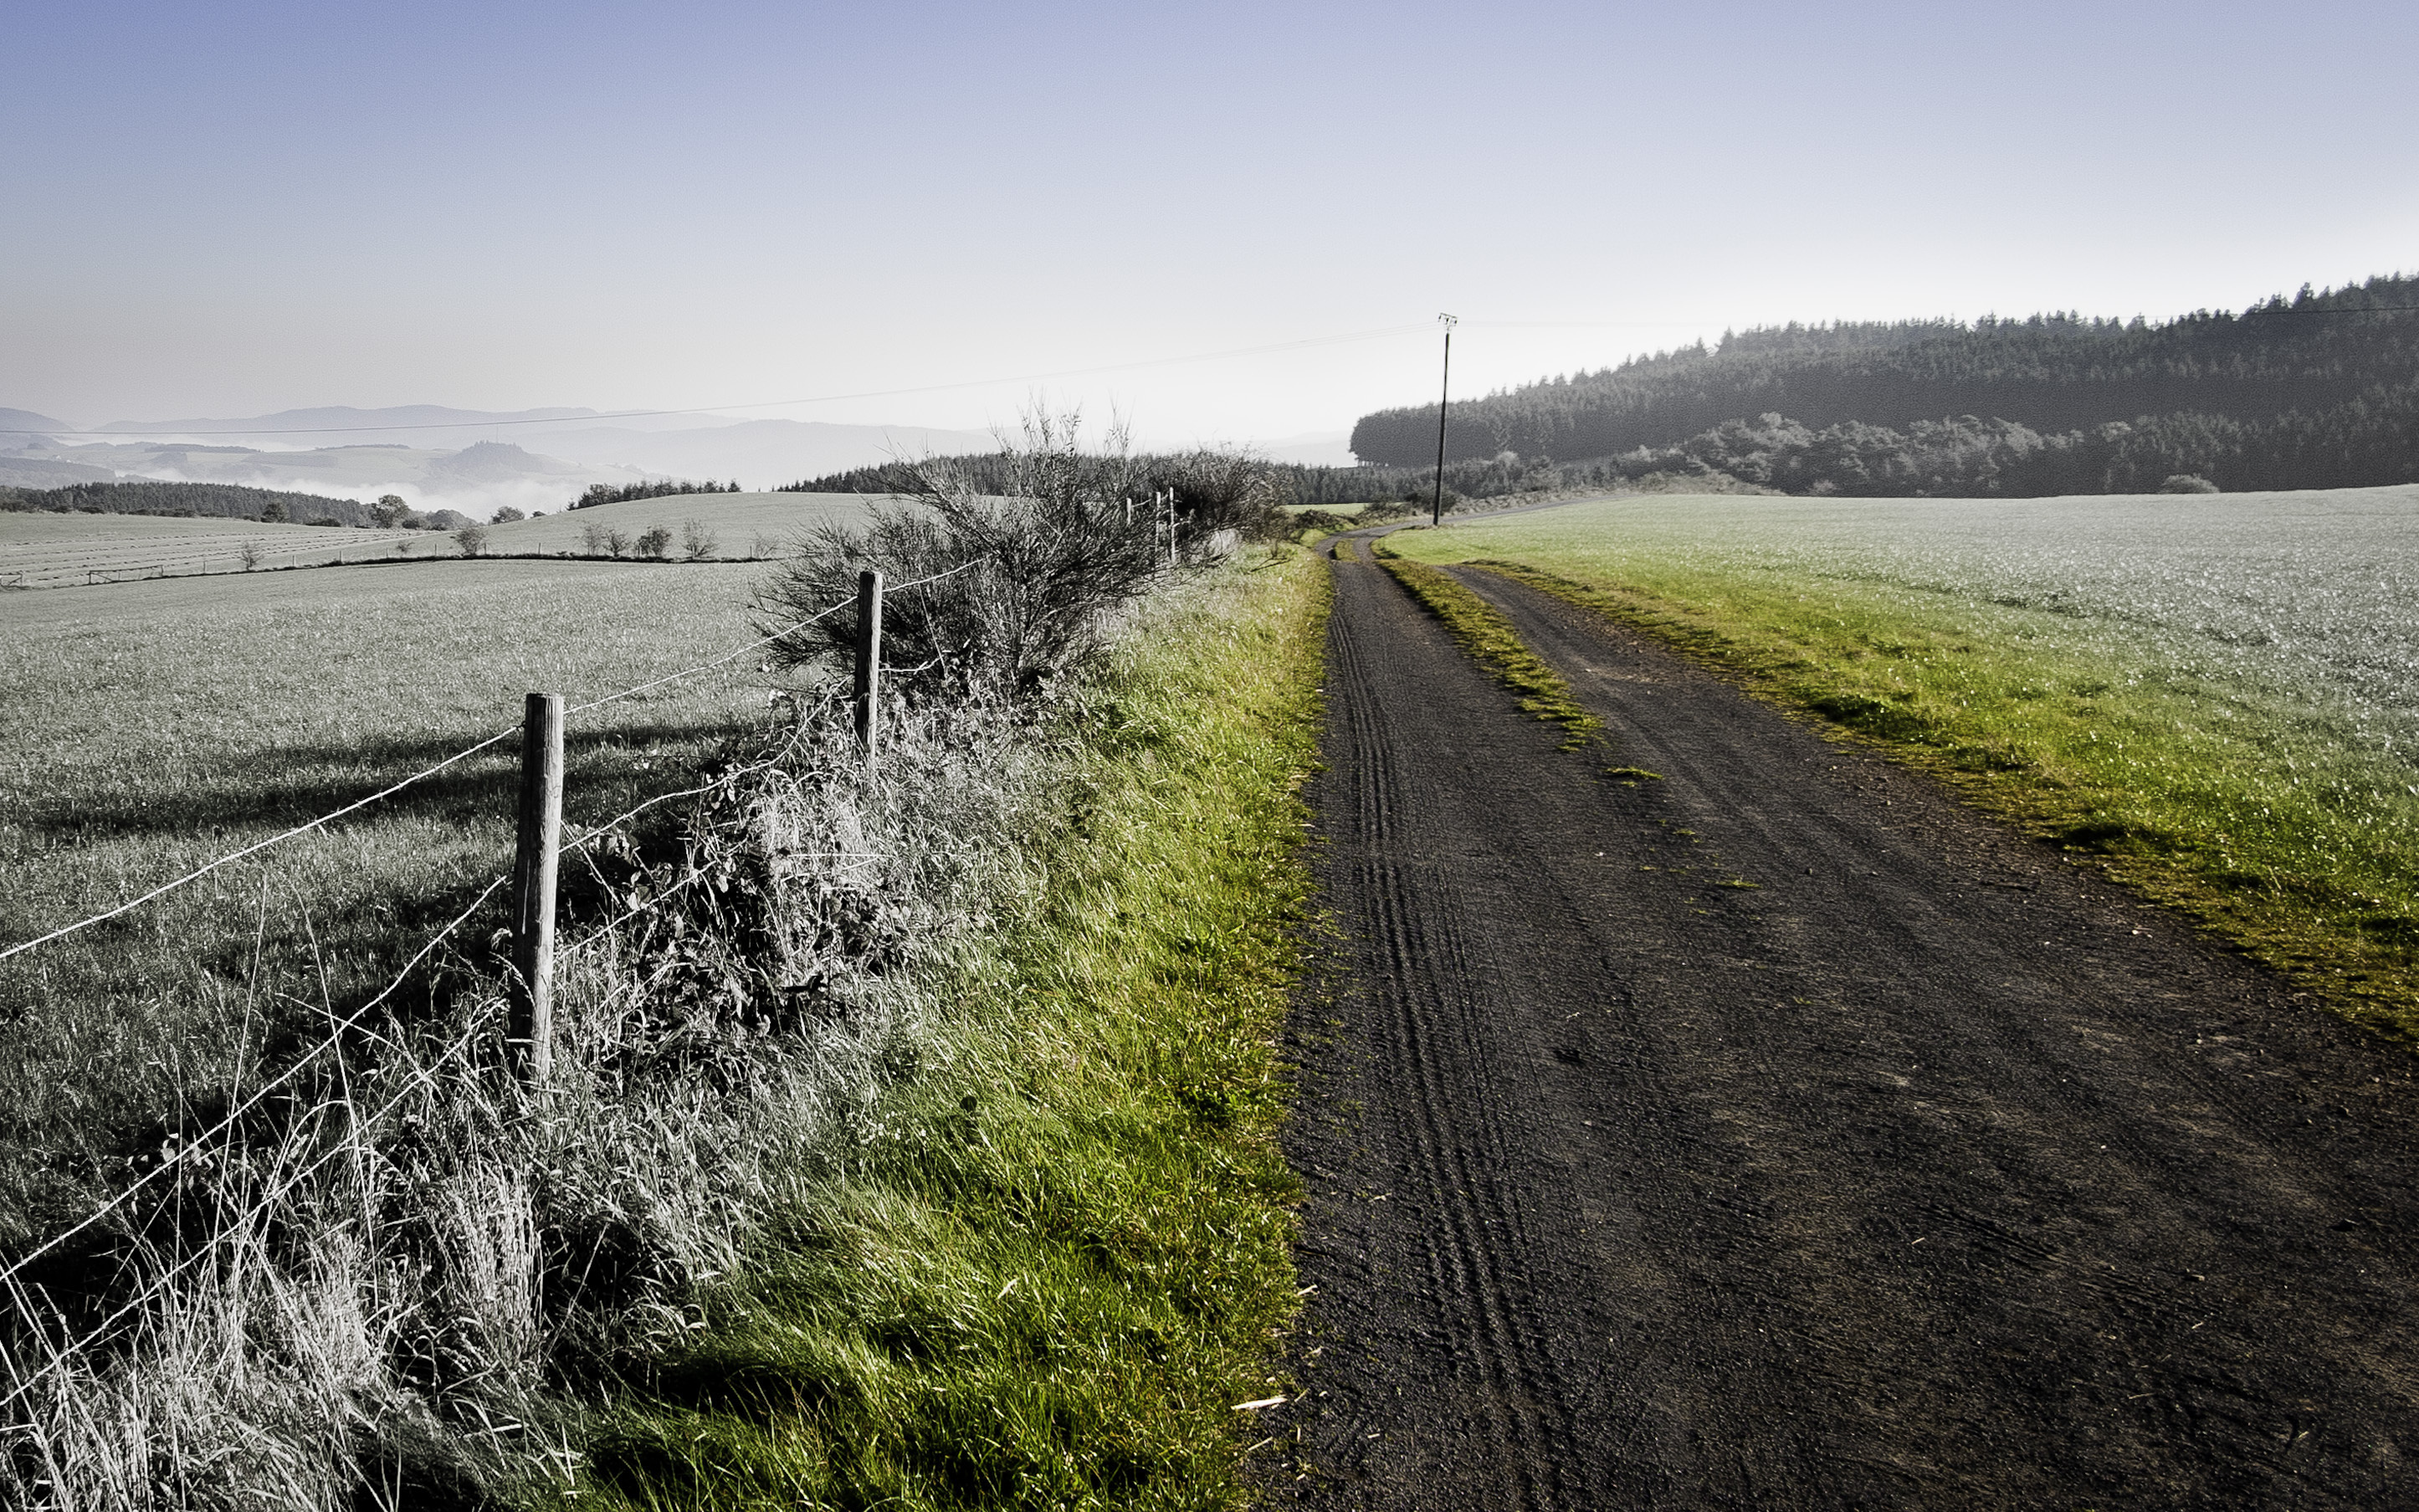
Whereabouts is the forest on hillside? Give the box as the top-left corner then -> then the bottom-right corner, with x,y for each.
1348,276 -> 2419,496
0,479 -> 372,525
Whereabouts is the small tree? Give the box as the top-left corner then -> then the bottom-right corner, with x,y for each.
680,518 -> 720,561
259,499 -> 289,524
636,525 -> 674,559
606,529 -> 632,559
581,521 -> 609,556
238,540 -> 262,571
370,494 -> 414,529
490,505 -> 526,524
455,524 -> 490,556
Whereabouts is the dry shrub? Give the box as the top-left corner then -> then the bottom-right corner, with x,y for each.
0,692 -> 1050,1509
759,413 -> 1293,698
1151,446 -> 1289,555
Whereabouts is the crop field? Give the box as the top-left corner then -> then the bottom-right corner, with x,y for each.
0,557 -> 787,1239
0,511 -> 424,586
1388,483 -> 2419,1032
0,491 -> 886,588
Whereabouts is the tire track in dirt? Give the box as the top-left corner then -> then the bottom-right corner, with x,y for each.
1266,544 -> 2419,1509
1325,546 -> 1571,1507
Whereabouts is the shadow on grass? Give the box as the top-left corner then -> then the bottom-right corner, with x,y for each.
13,718 -> 753,841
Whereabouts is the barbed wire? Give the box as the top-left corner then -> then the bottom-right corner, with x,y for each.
0,730 -> 519,967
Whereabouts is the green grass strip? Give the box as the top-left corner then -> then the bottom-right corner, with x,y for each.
560,556 -> 1331,1510
1370,544 -> 1603,750
1436,553 -> 2419,1041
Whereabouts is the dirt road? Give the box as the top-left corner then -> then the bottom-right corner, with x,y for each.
1268,543 -> 2419,1508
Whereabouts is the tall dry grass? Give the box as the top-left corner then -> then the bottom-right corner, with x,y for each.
1,689 -> 1055,1509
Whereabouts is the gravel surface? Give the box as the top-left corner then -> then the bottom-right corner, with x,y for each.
1263,541 -> 2419,1509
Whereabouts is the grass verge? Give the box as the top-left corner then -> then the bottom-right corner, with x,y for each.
561,552 -> 1332,1509
1399,542 -> 2419,1039
1369,544 -> 1602,750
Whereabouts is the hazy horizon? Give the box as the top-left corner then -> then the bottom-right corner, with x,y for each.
6,0 -> 2415,448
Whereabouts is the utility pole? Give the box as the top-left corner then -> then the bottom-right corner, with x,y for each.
1432,313 -> 1458,527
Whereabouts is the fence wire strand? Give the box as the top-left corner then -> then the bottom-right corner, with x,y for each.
0,560 -> 978,965
0,552 -> 992,1372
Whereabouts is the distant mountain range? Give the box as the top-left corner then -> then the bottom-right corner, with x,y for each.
0,406 -> 999,515
1,404 -> 1357,510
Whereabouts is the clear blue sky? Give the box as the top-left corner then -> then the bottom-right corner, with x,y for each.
6,0 -> 2415,446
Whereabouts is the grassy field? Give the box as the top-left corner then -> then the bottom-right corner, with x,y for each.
0,492 -> 884,587
0,510 -> 423,585
0,556 -> 792,1241
1386,484 -> 2419,1037
566,551 -> 1330,1509
482,490 -> 884,556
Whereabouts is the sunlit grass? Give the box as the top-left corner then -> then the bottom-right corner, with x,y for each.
1389,488 -> 2419,1036
1370,544 -> 1602,749
564,551 -> 1330,1510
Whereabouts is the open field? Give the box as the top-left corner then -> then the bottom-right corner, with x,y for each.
1,531 -> 1330,1505
481,489 -> 886,556
1386,484 -> 2419,1033
0,511 -> 423,586
0,492 -> 886,588
0,557 -> 783,1240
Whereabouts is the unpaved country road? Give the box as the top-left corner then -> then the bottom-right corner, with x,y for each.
1266,543 -> 2419,1509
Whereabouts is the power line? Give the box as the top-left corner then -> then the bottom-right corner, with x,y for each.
1,324 -> 1438,438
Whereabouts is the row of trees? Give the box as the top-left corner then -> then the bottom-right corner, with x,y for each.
1532,376 -> 2419,498
571,479 -> 743,510
0,480 -> 369,524
1349,275 -> 2419,490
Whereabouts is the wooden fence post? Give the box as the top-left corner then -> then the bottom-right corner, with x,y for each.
510,692 -> 564,1085
853,568 -> 884,762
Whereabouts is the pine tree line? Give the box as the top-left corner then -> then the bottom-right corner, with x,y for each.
1348,275 -> 2419,491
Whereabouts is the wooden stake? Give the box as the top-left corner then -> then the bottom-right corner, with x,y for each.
510,692 -> 564,1084
853,568 -> 884,761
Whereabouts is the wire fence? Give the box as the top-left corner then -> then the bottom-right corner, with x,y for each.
0,1002 -> 497,1417
0,557 -> 982,1326
0,557 -> 980,967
